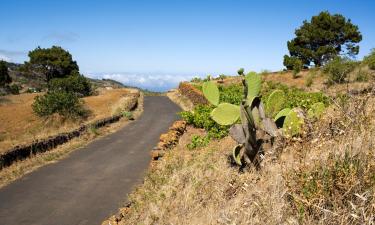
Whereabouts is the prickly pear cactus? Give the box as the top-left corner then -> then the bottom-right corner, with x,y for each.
202,69 -> 281,168
245,72 -> 261,99
283,109 -> 304,137
266,90 -> 286,118
307,102 -> 325,119
202,81 -> 219,106
210,103 -> 240,125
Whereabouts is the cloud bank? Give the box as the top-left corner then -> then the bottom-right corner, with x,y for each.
89,73 -> 198,92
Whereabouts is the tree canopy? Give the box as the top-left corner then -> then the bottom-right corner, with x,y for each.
28,46 -> 79,82
0,60 -> 12,87
284,11 -> 362,69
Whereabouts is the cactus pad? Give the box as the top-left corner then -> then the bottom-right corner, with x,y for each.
232,144 -> 244,166
283,109 -> 304,137
210,103 -> 240,125
266,90 -> 286,117
202,81 -> 219,106
307,102 -> 326,119
274,108 -> 291,122
245,72 -> 261,99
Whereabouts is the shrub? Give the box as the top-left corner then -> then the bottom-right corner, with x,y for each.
180,105 -> 229,139
323,57 -> 357,85
0,60 -> 11,87
187,135 -> 210,149
190,77 -> 202,83
49,73 -> 92,97
262,81 -> 330,110
355,68 -> 369,82
292,59 -> 303,78
305,72 -> 315,87
363,48 -> 375,70
8,84 -> 20,95
32,91 -> 89,119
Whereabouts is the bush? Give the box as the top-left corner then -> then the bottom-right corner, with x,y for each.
49,73 -> 92,97
7,84 -> 20,95
180,105 -> 229,139
32,91 -> 89,119
305,72 -> 315,87
262,81 -> 330,110
355,68 -> 369,82
363,48 -> 375,70
190,77 -> 202,83
292,59 -> 303,78
284,55 -> 303,71
187,135 -> 210,149
323,57 -> 357,85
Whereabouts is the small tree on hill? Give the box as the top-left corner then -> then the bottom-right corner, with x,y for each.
0,60 -> 12,87
284,11 -> 362,68
27,46 -> 79,82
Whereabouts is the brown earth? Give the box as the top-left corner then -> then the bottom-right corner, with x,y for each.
0,88 -> 138,153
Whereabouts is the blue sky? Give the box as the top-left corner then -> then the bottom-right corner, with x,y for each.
1,0 -> 374,91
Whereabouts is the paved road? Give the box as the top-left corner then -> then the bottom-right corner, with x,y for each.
0,96 -> 181,225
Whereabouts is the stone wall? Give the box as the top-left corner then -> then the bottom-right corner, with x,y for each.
178,82 -> 208,106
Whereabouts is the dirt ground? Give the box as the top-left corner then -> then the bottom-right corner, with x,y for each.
0,88 -> 138,153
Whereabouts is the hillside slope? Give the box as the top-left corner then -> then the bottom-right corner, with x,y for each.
110,93 -> 374,225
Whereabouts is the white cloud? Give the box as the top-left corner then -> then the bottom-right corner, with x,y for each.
90,72 -> 197,92
0,54 -> 10,62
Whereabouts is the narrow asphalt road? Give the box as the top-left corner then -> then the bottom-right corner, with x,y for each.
0,96 -> 181,225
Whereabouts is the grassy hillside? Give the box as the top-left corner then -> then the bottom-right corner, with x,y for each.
105,65 -> 375,224
113,91 -> 374,225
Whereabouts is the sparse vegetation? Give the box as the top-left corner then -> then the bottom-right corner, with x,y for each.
363,48 -> 375,70
323,56 -> 357,85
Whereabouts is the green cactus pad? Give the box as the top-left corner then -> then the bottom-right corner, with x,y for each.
266,90 -> 286,118
274,108 -> 291,122
245,72 -> 261,99
283,109 -> 304,137
210,103 -> 240,125
202,81 -> 219,106
232,144 -> 244,166
307,102 -> 326,119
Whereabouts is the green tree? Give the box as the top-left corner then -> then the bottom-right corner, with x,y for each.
27,46 -> 79,82
284,11 -> 362,68
49,71 -> 92,97
0,60 -> 12,87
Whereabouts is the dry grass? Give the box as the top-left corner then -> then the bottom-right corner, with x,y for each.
117,94 -> 375,225
166,89 -> 194,111
0,92 -> 144,188
0,88 -> 138,153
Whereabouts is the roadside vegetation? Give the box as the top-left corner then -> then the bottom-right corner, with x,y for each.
107,11 -> 375,225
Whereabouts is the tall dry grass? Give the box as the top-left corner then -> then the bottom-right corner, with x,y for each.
118,94 -> 375,225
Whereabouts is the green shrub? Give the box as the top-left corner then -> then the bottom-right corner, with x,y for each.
32,91 -> 89,119
261,81 -> 330,110
305,72 -> 314,87
180,105 -> 229,139
187,135 -> 210,149
218,84 -> 243,105
190,77 -> 202,83
49,73 -> 92,97
323,57 -> 357,85
355,68 -> 369,82
8,84 -> 20,94
363,48 -> 375,70
122,111 -> 133,120
292,59 -> 303,78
